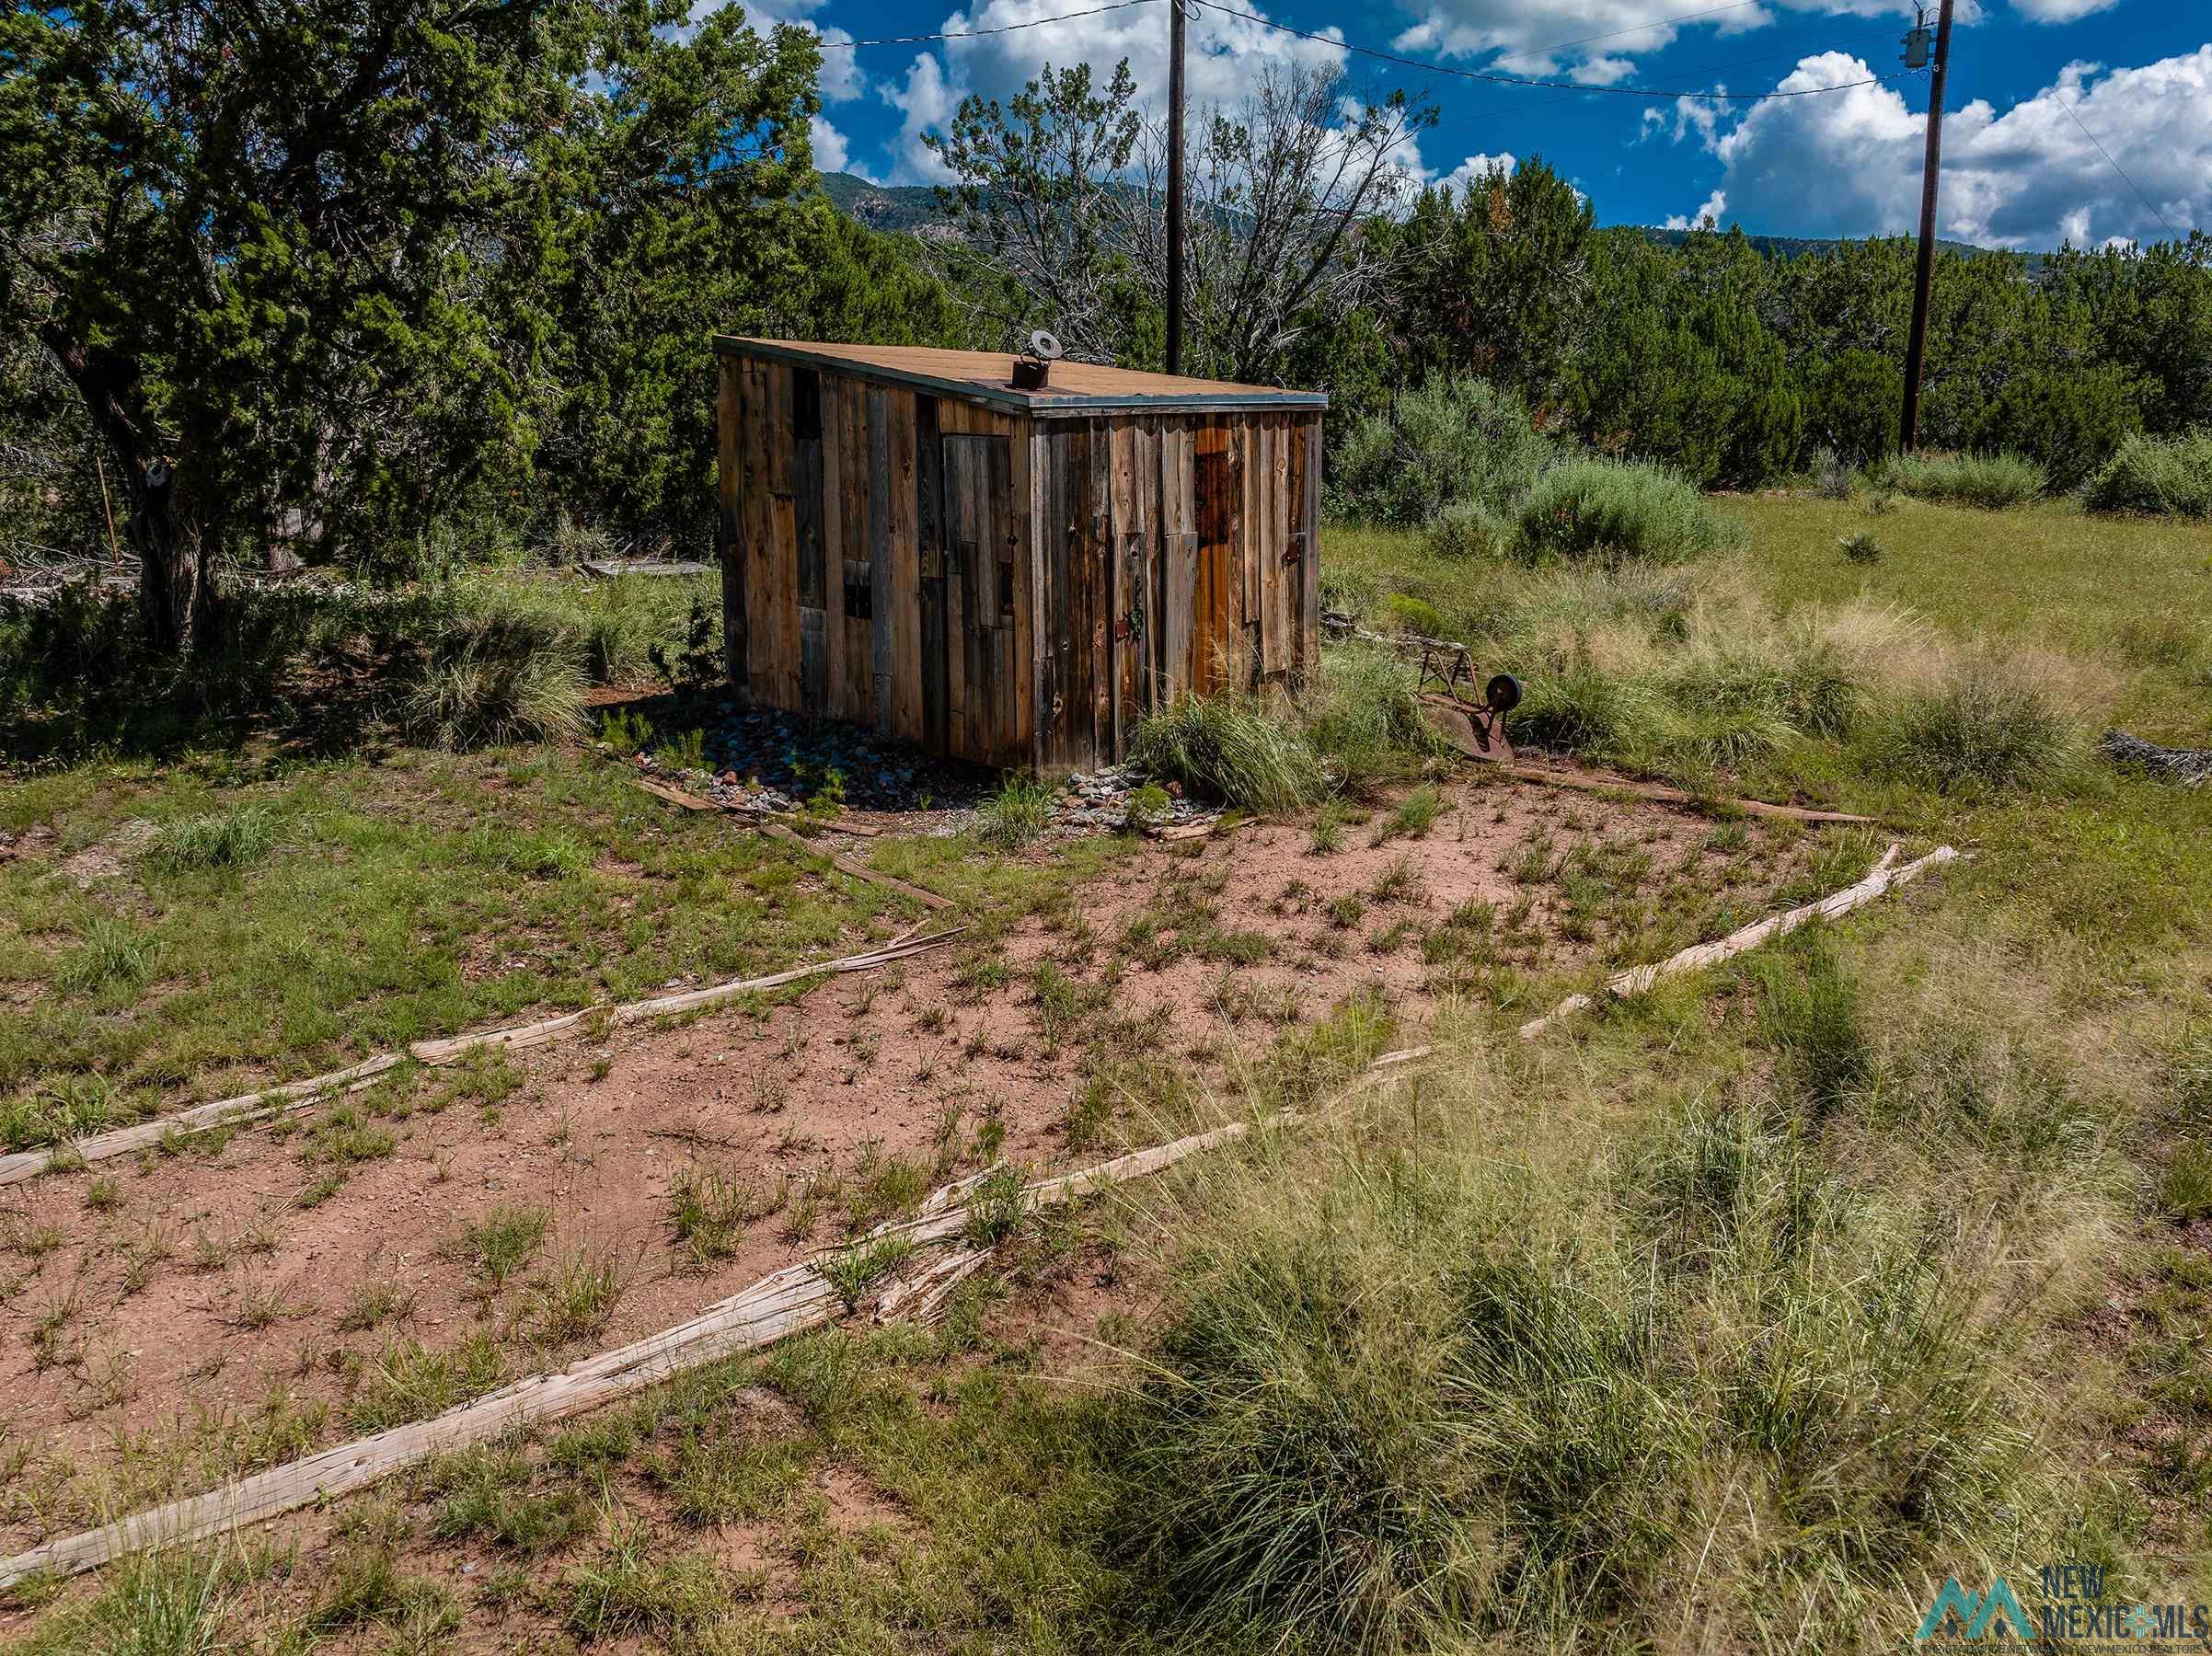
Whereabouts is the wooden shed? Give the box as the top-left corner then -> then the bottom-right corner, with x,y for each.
712,337 -> 1325,773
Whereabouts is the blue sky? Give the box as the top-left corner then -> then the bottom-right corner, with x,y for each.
743,0 -> 2206,248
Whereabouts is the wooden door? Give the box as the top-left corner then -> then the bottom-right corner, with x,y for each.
942,432 -> 1013,765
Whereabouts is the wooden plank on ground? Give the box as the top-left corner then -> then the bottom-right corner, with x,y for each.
0,1047 -> 1430,1588
1518,845 -> 1959,1039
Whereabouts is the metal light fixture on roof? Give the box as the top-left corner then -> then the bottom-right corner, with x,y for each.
1012,329 -> 1062,391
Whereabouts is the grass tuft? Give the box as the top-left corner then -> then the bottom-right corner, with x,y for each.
1131,693 -> 1325,813
978,773 -> 1055,850
145,806 -> 277,873
1871,655 -> 2075,791
1864,449 -> 2046,510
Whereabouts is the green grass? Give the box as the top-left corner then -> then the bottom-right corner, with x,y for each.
11,494 -> 2212,1655
0,741 -> 938,1133
1514,456 -> 1745,563
1865,448 -> 2047,510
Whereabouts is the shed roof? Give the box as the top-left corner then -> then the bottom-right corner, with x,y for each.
713,336 -> 1326,418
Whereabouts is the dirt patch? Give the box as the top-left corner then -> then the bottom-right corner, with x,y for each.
0,771 -> 1831,1562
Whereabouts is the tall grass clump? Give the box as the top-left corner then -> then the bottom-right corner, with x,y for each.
1119,1070 -> 2073,1653
1507,656 -> 1665,759
1301,645 -> 1450,795
1513,459 -> 1742,565
1331,374 -> 1556,526
1871,655 -> 2074,791
145,805 -> 278,873
1131,694 -> 1325,813
1864,450 -> 2045,510
401,592 -> 588,749
12,1543 -> 236,1654
2084,428 -> 2212,519
979,773 -> 1056,849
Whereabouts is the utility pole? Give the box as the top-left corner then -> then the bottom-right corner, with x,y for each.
1898,0 -> 1956,452
1164,0 -> 1187,376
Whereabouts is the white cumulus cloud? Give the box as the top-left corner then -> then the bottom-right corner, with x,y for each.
880,0 -> 1350,183
1696,46 -> 2210,247
1664,187 -> 1728,229
2009,0 -> 2120,20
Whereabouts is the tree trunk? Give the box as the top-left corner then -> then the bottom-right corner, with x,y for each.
129,459 -> 218,654
38,328 -> 219,655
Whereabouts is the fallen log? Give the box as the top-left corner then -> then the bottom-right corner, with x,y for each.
0,1051 -> 1431,1590
1517,843 -> 1956,1039
638,780 -> 950,910
0,1056 -> 401,1189
0,933 -> 960,1188
755,819 -> 952,912
1508,764 -> 1877,826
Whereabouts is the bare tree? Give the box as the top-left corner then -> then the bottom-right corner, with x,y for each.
926,62 -> 1432,383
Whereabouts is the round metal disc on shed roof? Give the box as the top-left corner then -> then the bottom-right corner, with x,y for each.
1027,329 -> 1064,362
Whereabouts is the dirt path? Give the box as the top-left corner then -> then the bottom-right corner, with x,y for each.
0,772 -> 1822,1556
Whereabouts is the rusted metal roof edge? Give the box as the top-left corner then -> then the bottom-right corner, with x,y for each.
711,335 -> 1327,416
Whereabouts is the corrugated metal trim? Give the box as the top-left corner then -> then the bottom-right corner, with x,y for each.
710,335 -> 1328,416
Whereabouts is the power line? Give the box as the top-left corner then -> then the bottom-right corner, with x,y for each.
819,0 -> 1159,52
2056,97 -> 2181,236
1187,0 -> 1879,101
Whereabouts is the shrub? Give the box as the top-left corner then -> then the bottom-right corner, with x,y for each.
1380,592 -> 1446,637
401,596 -> 587,749
1422,498 -> 1515,559
2084,429 -> 2212,519
1971,361 -> 2141,492
1838,529 -> 1885,564
1863,450 -> 2045,511
1513,459 -> 1741,565
1331,374 -> 1556,526
1872,657 -> 2073,791
146,806 -> 277,873
1810,444 -> 1860,500
1130,694 -> 1326,813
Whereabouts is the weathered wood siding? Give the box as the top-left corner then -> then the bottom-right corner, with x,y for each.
718,348 -> 1319,773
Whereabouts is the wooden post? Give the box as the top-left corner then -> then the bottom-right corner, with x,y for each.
1164,0 -> 1188,376
1898,0 -> 1957,454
